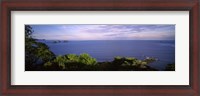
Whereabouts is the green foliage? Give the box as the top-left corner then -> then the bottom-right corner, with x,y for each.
66,54 -> 79,62
25,25 -> 33,38
59,63 -> 66,70
44,61 -> 52,67
30,52 -> 160,71
143,57 -> 156,63
25,25 -> 55,70
165,63 -> 175,71
46,53 -> 97,70
79,53 -> 97,65
108,56 -> 157,71
125,57 -> 136,61
122,61 -> 131,66
36,42 -> 55,62
140,62 -> 147,68
54,55 -> 66,63
114,56 -> 122,60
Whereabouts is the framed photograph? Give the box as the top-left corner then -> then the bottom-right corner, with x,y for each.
1,0 -> 199,95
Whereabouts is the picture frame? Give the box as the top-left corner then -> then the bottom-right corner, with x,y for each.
0,0 -> 199,95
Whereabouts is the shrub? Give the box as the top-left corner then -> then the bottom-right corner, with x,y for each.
165,63 -> 175,71
125,57 -> 136,61
79,53 -> 97,65
144,57 -> 156,63
66,54 -> 79,62
114,56 -> 122,60
46,53 -> 97,70
44,61 -> 52,67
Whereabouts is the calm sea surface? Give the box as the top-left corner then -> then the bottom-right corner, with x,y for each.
39,40 -> 175,70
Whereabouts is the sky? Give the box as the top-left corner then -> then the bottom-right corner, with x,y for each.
30,25 -> 175,40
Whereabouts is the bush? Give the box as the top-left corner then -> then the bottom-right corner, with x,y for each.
114,56 -> 122,60
66,54 -> 79,62
165,63 -> 175,71
44,53 -> 97,70
79,53 -> 97,65
44,61 -> 52,67
53,55 -> 67,69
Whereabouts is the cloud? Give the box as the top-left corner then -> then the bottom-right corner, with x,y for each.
31,24 -> 175,40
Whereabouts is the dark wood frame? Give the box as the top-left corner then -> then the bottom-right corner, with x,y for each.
0,0 -> 199,95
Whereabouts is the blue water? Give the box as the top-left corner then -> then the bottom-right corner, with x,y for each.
39,40 -> 175,70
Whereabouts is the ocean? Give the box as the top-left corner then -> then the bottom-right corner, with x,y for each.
38,40 -> 175,70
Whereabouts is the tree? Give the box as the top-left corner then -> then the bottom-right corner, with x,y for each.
25,25 -> 33,38
25,25 -> 55,70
